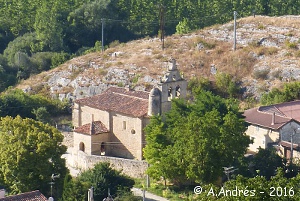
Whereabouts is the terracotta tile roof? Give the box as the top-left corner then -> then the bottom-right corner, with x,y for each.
74,121 -> 109,135
244,107 -> 292,130
0,190 -> 47,201
279,141 -> 300,149
272,100 -> 300,121
75,87 -> 149,117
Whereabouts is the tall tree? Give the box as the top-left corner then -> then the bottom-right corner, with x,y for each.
78,162 -> 134,200
144,90 -> 250,185
0,116 -> 67,197
34,0 -> 64,51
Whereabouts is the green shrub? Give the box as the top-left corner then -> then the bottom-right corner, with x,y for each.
51,52 -> 70,68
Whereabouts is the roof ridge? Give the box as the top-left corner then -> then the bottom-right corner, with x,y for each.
112,91 -> 148,100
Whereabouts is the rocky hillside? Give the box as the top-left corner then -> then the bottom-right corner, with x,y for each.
17,15 -> 300,104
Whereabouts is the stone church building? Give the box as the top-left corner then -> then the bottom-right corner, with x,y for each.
72,59 -> 187,160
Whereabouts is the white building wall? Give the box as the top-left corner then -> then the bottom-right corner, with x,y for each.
245,125 -> 279,152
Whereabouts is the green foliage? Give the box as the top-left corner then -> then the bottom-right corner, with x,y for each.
144,91 -> 250,185
0,116 -> 67,197
32,107 -> 51,124
0,55 -> 17,92
3,33 -> 38,66
61,173 -> 88,201
253,148 -> 284,180
78,162 -> 135,200
188,77 -> 213,95
215,72 -> 241,98
199,169 -> 300,200
30,52 -> 54,72
0,89 -> 70,120
176,18 -> 192,34
34,0 -> 64,52
260,82 -> 300,105
51,52 -> 70,68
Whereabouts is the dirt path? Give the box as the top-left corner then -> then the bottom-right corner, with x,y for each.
131,187 -> 169,201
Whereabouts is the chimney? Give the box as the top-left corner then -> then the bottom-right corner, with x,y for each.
271,112 -> 275,125
90,114 -> 94,134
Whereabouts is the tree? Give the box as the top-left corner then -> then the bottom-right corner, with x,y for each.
78,162 -> 135,200
144,90 -> 250,185
32,107 -> 51,124
260,82 -> 300,105
253,148 -> 284,180
0,116 -> 67,197
34,0 -> 64,52
61,173 -> 88,201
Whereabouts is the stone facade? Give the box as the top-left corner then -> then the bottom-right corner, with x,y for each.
72,59 -> 187,161
69,150 -> 148,178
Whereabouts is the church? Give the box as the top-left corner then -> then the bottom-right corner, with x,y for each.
72,59 -> 187,160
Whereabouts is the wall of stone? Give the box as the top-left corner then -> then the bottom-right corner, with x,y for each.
71,150 -> 148,178
281,121 -> 300,143
111,112 -> 145,160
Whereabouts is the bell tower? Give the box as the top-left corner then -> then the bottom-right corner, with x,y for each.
158,59 -> 187,113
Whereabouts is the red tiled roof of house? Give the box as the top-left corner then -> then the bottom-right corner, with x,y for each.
75,87 -> 149,117
0,190 -> 47,201
74,121 -> 109,135
244,107 -> 292,130
279,141 -> 300,149
271,100 -> 300,121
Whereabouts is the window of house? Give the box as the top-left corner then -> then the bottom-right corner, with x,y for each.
250,136 -> 255,142
256,126 -> 259,131
123,121 -> 127,130
131,129 -> 136,134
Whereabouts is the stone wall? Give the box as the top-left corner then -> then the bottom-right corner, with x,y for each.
70,150 -> 148,178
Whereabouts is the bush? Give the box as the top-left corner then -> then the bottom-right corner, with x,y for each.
3,33 -> 38,66
260,82 -> 300,105
51,52 -> 70,68
215,72 -> 241,98
78,162 -> 135,200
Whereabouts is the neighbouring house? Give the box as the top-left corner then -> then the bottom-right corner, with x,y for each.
244,100 -> 300,159
0,190 -> 47,201
72,59 -> 187,160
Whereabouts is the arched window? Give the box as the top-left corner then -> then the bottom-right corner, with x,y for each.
79,142 -> 85,152
175,85 -> 181,97
172,75 -> 176,81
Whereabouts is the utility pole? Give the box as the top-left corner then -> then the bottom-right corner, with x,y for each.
233,11 -> 237,51
101,18 -> 105,52
159,4 -> 165,50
